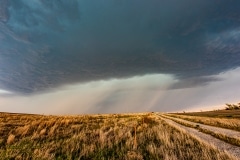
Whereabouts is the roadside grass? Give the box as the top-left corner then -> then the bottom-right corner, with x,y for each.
162,115 -> 240,147
174,110 -> 240,119
0,112 -> 233,159
167,114 -> 240,132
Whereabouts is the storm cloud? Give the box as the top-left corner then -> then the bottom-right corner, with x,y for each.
1,0 -> 240,94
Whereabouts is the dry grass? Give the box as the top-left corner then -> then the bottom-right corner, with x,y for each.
168,114 -> 240,131
0,112 -> 233,159
174,110 -> 240,118
7,134 -> 15,145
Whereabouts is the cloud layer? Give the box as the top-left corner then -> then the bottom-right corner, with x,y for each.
0,0 -> 240,94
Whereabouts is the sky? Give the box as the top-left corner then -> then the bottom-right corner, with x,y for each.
0,0 -> 240,114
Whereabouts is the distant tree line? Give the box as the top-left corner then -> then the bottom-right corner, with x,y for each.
225,103 -> 240,110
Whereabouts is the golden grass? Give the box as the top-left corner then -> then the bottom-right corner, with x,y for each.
7,134 -> 15,145
168,114 -> 240,131
174,110 -> 240,118
0,112 -> 233,159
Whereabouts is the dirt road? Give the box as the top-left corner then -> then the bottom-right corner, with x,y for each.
159,115 -> 240,159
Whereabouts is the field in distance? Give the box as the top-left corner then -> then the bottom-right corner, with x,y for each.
172,109 -> 240,119
0,111 -> 235,160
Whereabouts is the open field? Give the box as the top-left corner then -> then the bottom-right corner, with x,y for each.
173,110 -> 240,119
0,112 -> 233,160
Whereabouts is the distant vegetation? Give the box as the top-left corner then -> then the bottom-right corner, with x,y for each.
0,112 -> 232,160
225,103 -> 240,110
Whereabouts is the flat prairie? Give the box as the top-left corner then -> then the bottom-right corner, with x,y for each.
0,112 -> 235,160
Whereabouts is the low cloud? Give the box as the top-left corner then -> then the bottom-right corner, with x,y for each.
1,68 -> 240,114
169,77 -> 222,90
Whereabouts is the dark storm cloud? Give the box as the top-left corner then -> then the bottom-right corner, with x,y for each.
169,77 -> 222,90
1,0 -> 240,94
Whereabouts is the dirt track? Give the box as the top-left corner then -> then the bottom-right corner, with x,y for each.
160,115 -> 240,159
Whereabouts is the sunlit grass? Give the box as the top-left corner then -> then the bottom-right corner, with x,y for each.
0,112 -> 233,159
